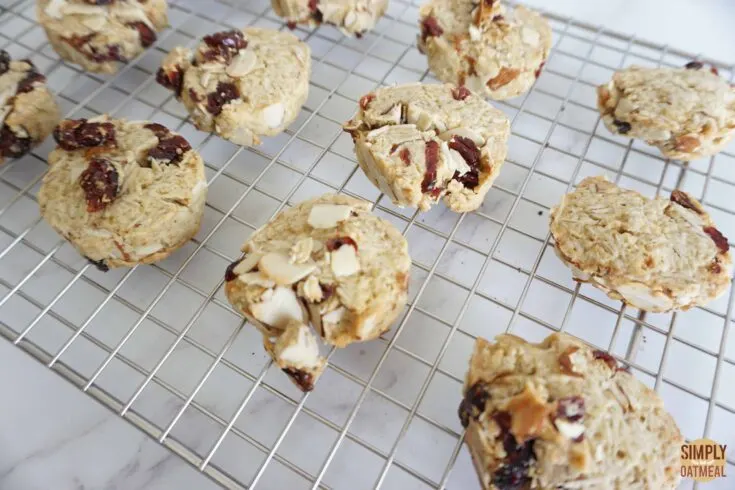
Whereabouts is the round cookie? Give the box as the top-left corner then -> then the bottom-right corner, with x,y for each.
460,333 -> 683,490
0,50 -> 60,164
39,116 -> 207,270
224,194 -> 410,390
598,63 -> 735,161
157,28 -> 310,146
37,0 -> 168,74
418,0 -> 551,100
343,83 -> 509,212
550,176 -> 732,312
271,0 -> 389,37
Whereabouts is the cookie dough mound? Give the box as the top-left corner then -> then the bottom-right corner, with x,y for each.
224,194 -> 410,390
157,28 -> 310,146
272,0 -> 388,37
598,63 -> 735,161
550,176 -> 732,312
460,333 -> 683,490
0,50 -> 60,164
39,116 -> 207,269
344,83 -> 509,212
418,0 -> 551,100
37,0 -> 168,74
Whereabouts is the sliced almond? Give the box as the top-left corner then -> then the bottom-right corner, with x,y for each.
521,27 -> 540,47
307,204 -> 353,229
44,0 -> 66,19
554,419 -> 585,440
274,322 -> 322,368
290,238 -> 314,264
226,126 -> 255,146
135,243 -> 163,257
262,102 -> 285,128
330,244 -> 360,277
62,2 -> 105,16
438,127 -> 485,146
301,275 -> 323,303
237,272 -> 276,288
250,286 -> 306,329
343,10 -> 357,27
468,24 -> 482,42
226,49 -> 257,78
616,282 -> 673,312
233,252 -> 262,275
259,252 -> 316,285
322,306 -> 346,325
81,15 -> 107,30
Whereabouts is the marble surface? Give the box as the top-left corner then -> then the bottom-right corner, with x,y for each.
0,0 -> 734,489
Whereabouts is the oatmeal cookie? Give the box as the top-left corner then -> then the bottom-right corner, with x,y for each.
39,116 -> 207,269
157,27 -> 310,146
224,194 -> 410,391
597,63 -> 735,160
418,0 -> 551,100
550,176 -> 732,312
37,0 -> 168,74
460,333 -> 683,490
0,50 -> 60,164
272,0 -> 389,37
343,83 -> 509,212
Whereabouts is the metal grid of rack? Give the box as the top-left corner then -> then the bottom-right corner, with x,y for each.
0,0 -> 734,488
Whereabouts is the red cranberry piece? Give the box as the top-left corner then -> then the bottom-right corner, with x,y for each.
670,190 -> 702,214
491,411 -> 536,490
451,86 -> 471,101
156,66 -> 183,97
202,30 -> 247,62
492,14 -> 504,22
308,0 -> 319,11
16,71 -> 46,94
286,21 -> 297,30
612,119 -> 631,134
320,283 -> 335,301
83,0 -> 115,4
685,61 -> 704,70
206,82 -> 240,115
66,34 -> 125,63
282,367 -> 315,391
556,396 -> 585,422
534,61 -> 546,79
79,158 -> 119,212
421,140 -> 440,194
308,0 -> 323,22
449,136 -> 482,190
458,381 -> 491,428
420,16 -> 443,42
225,257 -> 243,282
710,259 -> 722,274
593,350 -> 618,370
0,126 -> 32,158
147,135 -> 191,166
144,123 -> 171,139
359,93 -> 375,110
703,226 -> 729,253
87,257 -> 110,272
54,119 -> 117,151
128,21 -> 157,48
326,236 -> 358,251
0,50 -> 9,75
398,147 -> 411,166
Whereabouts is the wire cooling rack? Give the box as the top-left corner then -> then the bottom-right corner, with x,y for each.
1,0 -> 734,488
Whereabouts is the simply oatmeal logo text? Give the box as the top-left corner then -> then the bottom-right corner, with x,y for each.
680,438 -> 727,482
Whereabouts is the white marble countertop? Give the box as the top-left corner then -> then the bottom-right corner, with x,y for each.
1,1 -> 734,490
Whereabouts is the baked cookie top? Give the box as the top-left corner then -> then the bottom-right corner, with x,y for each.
157,27 -> 310,146
1,51 -> 60,161
344,83 -> 509,212
418,0 -> 551,99
550,176 -> 732,312
272,0 -> 389,37
37,0 -> 168,72
597,64 -> 735,160
39,116 -> 206,267
460,333 -> 683,490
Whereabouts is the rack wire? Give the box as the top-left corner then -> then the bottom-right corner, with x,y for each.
1,0 -> 733,488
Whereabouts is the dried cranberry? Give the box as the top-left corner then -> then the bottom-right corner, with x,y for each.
156,66 -> 183,96
703,226 -> 729,253
593,350 -> 618,370
612,119 -> 631,134
449,136 -> 482,189
147,135 -> 191,166
16,71 -> 46,94
451,86 -> 471,101
320,283 -> 335,301
670,190 -> 702,214
225,257 -> 243,282
359,93 -> 375,110
79,158 -> 119,212
283,367 -> 315,392
491,411 -> 535,490
710,66 -> 720,76
144,123 -> 170,139
83,0 -> 115,4
556,396 -> 585,422
87,257 -> 110,272
685,61 -> 704,70
420,16 -> 443,42
308,0 -> 318,11
535,61 -> 546,79
201,30 -> 247,62
458,381 -> 491,428
128,21 -> 157,48
54,119 -> 116,151
0,126 -> 32,158
421,140 -> 440,194
492,14 -> 505,22
65,34 -> 125,62
206,82 -> 240,115
308,0 -> 323,22
398,147 -> 411,166
0,50 -> 9,75
326,236 -> 358,251
287,21 -> 297,30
